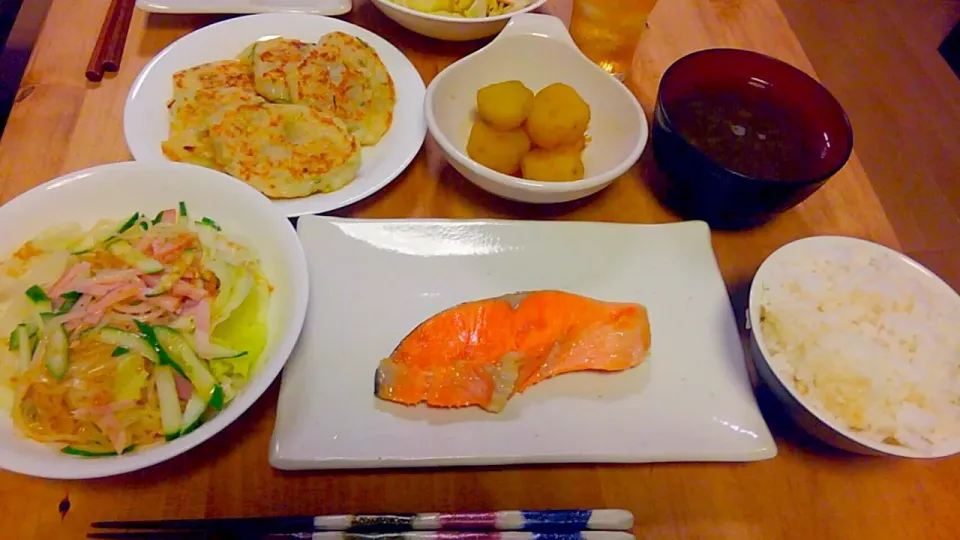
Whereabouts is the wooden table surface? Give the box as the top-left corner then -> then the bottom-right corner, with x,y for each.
0,1 -> 955,539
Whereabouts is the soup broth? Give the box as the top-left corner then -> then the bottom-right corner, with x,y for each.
670,90 -> 822,181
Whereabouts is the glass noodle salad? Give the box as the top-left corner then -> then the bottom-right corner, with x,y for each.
391,0 -> 535,18
0,203 -> 271,457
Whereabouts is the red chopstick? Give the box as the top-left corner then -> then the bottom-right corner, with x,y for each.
86,0 -> 136,82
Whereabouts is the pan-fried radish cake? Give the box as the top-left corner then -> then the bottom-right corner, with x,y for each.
249,37 -> 310,103
160,31 -> 397,199
161,60 -> 265,168
207,103 -> 361,199
289,31 -> 396,146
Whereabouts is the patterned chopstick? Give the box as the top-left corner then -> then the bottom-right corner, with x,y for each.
261,532 -> 636,540
87,531 -> 637,540
90,509 -> 634,533
319,510 -> 634,531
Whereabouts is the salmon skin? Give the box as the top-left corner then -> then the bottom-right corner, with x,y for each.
374,290 -> 652,413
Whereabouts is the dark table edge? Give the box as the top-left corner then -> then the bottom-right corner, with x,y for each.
0,0 -> 53,138
940,17 -> 960,80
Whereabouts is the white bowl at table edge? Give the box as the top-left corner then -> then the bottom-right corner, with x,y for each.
747,235 -> 960,459
0,161 -> 309,479
425,13 -> 647,204
370,0 -> 548,41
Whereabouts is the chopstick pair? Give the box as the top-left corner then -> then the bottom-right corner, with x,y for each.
89,509 -> 635,540
86,0 -> 136,82
88,532 -> 637,540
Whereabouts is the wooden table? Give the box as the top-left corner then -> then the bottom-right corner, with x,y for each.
0,1 -> 955,538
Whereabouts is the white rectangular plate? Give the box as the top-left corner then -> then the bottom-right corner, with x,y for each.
136,0 -> 351,14
270,216 -> 777,470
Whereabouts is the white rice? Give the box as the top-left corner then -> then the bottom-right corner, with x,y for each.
757,242 -> 960,453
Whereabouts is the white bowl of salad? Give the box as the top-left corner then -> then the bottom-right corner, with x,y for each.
0,161 -> 308,479
370,0 -> 547,41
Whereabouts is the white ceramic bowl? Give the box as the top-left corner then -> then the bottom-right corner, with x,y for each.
425,14 -> 648,204
370,0 -> 547,41
0,161 -> 309,479
747,235 -> 960,458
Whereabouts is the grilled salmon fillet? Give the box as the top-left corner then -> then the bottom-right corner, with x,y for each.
374,290 -> 651,413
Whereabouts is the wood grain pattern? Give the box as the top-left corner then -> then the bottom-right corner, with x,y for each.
0,1 -> 956,539
778,0 -> 960,255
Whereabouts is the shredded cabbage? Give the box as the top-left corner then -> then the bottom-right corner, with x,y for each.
113,354 -> 149,402
210,275 -> 269,390
392,0 -> 533,17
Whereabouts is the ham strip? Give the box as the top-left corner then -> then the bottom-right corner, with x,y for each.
112,302 -> 157,315
90,269 -> 140,285
73,281 -> 122,297
82,285 -> 140,326
48,261 -> 92,298
173,371 -> 193,401
172,281 -> 208,300
147,295 -> 181,313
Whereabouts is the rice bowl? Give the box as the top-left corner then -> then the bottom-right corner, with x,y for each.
748,236 -> 960,458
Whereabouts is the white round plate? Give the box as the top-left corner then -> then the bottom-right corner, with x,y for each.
0,161 -> 309,479
124,13 -> 427,218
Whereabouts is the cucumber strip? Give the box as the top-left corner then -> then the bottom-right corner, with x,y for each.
70,219 -> 119,254
111,346 -> 129,357
35,308 -> 56,328
209,385 -> 224,410
116,212 -> 140,234
199,217 -> 221,231
153,326 -> 222,410
154,366 -> 182,441
204,345 -> 246,361
25,285 -> 49,303
44,324 -> 69,380
178,201 -> 188,219
152,211 -> 164,225
132,321 -> 186,378
11,322 -> 39,370
14,325 -> 32,371
139,222 -> 149,231
168,315 -> 195,331
25,285 -> 51,308
97,327 -> 159,364
107,241 -> 164,274
20,320 -> 39,335
61,445 -> 135,457
32,311 -> 53,332
186,333 -> 244,360
180,394 -> 206,436
213,350 -> 247,361
57,291 -> 83,314
8,323 -> 25,351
